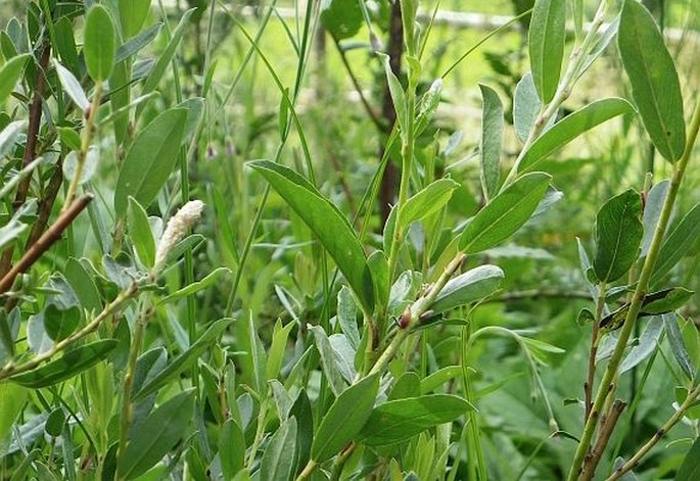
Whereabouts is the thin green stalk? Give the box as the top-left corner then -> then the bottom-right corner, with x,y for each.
585,283 -> 607,419
116,301 -> 151,480
606,383 -> 700,481
566,99 -> 700,481
501,0 -> 608,189
0,283 -> 138,381
462,322 -> 488,481
64,81 -> 102,209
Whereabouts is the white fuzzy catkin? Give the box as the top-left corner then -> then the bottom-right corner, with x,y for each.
154,200 -> 204,272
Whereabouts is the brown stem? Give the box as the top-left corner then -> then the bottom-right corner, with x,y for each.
378,0 -> 403,225
0,43 -> 52,277
0,194 -> 93,294
586,285 -> 607,420
24,155 -> 64,249
579,400 -> 626,481
606,384 -> 700,481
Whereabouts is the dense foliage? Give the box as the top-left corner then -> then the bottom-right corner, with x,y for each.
0,0 -> 699,480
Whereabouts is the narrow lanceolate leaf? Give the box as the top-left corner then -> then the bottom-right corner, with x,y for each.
134,319 -> 231,399
127,197 -> 155,268
219,419 -> 245,480
158,267 -> 231,304
54,60 -> 89,112
641,180 -> 670,257
618,0 -> 685,161
513,72 -> 540,144
528,0 -> 566,103
0,53 -> 30,103
479,84 -> 504,200
663,314 -> 695,381
311,373 -> 379,463
9,340 -> 117,388
676,435 -> 700,481
84,5 -> 115,81
652,204 -> 700,283
260,417 -> 297,481
141,9 -> 194,96
114,107 -> 187,216
118,389 -> 195,480
383,178 -> 460,253
249,160 -> 374,312
593,189 -> 643,283
358,394 -> 473,446
119,0 -> 152,39
431,265 -> 504,315
459,173 -> 551,254
519,98 -> 634,173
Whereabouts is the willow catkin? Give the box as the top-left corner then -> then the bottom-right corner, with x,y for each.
153,200 -> 204,273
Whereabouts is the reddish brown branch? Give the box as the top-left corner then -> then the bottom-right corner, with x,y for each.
24,155 -> 64,249
0,194 -> 93,294
580,400 -> 627,481
378,0 -> 404,225
0,43 -> 52,277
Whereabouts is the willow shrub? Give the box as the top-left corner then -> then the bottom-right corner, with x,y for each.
0,0 -> 699,480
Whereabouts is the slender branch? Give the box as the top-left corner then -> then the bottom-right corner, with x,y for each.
0,282 -> 138,381
606,384 -> 700,481
0,194 -> 94,294
585,283 -> 607,419
24,155 -> 64,249
64,81 -> 102,209
116,303 -> 153,481
0,43 -> 52,277
566,98 -> 700,481
579,400 -> 626,481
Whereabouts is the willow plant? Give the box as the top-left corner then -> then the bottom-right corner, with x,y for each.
0,0 -> 699,480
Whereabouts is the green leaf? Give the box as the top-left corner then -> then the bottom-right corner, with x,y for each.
620,316 -> 664,374
0,120 -> 25,159
641,180 -> 670,257
141,9 -> 194,96
134,319 -> 230,399
513,72 -> 541,143
266,319 -> 294,381
84,5 -> 116,81
459,172 -> 551,253
382,178 -> 460,254
593,189 -> 643,282
676,437 -> 700,481
114,107 -> 187,217
0,53 -> 29,103
118,389 -> 195,480
64,258 -> 102,313
119,0 -> 152,39
382,54 -> 407,135
358,394 -> 473,446
127,197 -> 156,269
320,0 -> 363,40
479,84 -> 503,200
290,391 -> 313,468
43,305 -> 80,341
337,287 -> 360,349
309,325 -> 346,396
528,0 -> 566,103
54,60 -> 89,111
642,287 -> 694,315
653,204 -> 700,283
116,23 -> 162,64
0,383 -> 27,442
158,267 -> 231,304
9,340 -> 117,388
663,313 -> 695,381
219,419 -> 245,481
519,98 -> 634,173
311,373 -> 379,462
430,265 -> 504,314
618,0 -> 685,161
249,160 -> 374,312
260,417 -> 297,481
